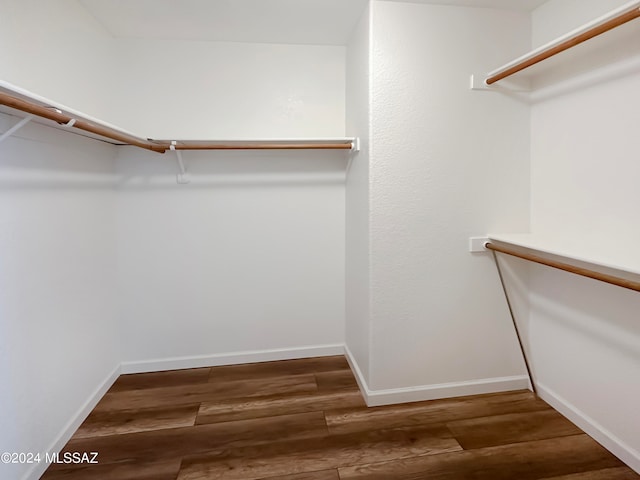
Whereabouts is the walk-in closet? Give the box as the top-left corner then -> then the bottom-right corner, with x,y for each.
1,1 -> 639,479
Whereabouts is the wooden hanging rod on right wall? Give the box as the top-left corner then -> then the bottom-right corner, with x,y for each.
485,2 -> 640,85
485,242 -> 640,293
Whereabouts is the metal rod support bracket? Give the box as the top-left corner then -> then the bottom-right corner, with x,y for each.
0,114 -> 34,144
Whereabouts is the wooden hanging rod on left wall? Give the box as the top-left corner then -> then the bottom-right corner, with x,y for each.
0,91 -> 167,153
0,91 -> 356,153
164,141 -> 354,151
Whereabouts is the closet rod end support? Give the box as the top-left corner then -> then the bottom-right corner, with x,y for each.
469,236 -> 490,253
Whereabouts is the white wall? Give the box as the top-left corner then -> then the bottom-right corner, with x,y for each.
109,37 -> 348,370
532,0 -> 632,43
0,0 -> 118,125
0,114 -> 120,480
115,148 -> 347,369
112,39 -> 346,139
523,0 -> 640,471
345,4 -> 372,384
363,1 -> 531,400
1,5 -> 350,477
0,1 -> 347,141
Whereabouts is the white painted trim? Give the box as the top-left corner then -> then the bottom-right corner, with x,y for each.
537,383 -> 640,474
344,345 -> 371,404
345,345 -> 529,407
121,344 -> 345,374
23,364 -> 121,480
364,375 -> 530,407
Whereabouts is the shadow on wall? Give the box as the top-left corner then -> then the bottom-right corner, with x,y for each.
529,20 -> 640,102
0,124 -> 353,190
528,263 -> 640,361
114,148 -> 352,190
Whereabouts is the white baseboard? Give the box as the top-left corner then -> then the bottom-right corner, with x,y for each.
344,344 -> 371,401
121,344 -> 345,374
23,364 -> 121,480
536,383 -> 640,474
345,345 -> 529,407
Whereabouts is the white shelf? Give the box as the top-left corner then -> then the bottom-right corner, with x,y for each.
487,233 -> 640,278
0,80 -> 357,152
0,79 -> 146,144
472,0 -> 640,89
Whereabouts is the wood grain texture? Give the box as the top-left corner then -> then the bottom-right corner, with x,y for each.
73,404 -> 199,439
40,459 -> 181,480
109,368 -> 211,392
41,356 -> 639,480
315,369 -> 360,392
58,411 -> 328,465
446,409 -> 582,449
325,390 -> 549,435
197,390 -> 365,425
177,424 -> 461,480
541,467 -> 640,479
94,373 -> 318,411
256,470 -> 339,480
338,434 -> 623,480
207,356 -> 349,383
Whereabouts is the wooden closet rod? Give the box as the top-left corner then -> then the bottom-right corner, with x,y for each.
1,91 -> 356,153
485,242 -> 640,293
0,92 -> 166,153
167,142 -> 353,150
486,5 -> 640,85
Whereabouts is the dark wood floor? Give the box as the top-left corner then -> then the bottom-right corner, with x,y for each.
42,356 -> 638,479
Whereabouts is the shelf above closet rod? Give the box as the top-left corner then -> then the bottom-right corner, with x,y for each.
0,91 -> 166,153
0,88 -> 357,153
485,0 -> 640,85
485,242 -> 640,293
162,140 -> 355,151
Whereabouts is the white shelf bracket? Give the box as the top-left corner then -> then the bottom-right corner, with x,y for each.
470,74 -> 490,91
469,236 -> 490,253
346,137 -> 360,174
170,141 -> 190,184
469,74 -> 531,92
0,114 -> 34,144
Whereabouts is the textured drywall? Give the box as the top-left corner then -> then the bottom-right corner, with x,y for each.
367,1 -> 531,392
345,3 -> 372,383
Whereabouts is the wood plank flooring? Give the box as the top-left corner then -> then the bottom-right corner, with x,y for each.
41,356 -> 639,480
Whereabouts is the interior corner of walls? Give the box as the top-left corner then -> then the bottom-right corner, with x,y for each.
22,363 -> 121,480
536,382 -> 640,474
363,376 -> 530,408
344,344 -> 373,406
120,344 -> 346,375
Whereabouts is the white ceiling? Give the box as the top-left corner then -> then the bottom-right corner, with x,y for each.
79,0 -> 548,46
383,0 -> 548,10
